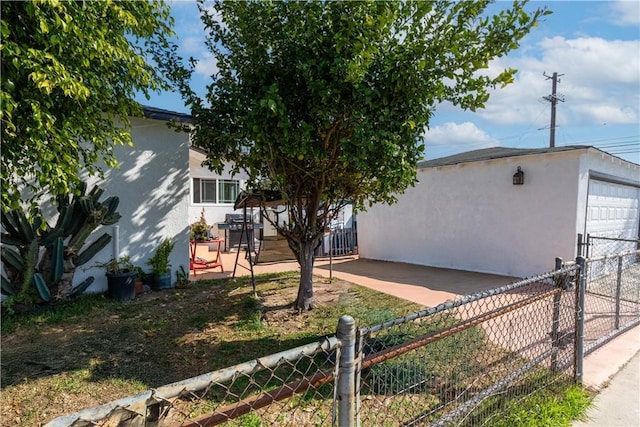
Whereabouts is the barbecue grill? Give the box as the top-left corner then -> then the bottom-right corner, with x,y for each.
217,213 -> 262,251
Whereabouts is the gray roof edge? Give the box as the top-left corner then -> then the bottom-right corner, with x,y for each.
141,105 -> 192,123
418,145 -> 593,168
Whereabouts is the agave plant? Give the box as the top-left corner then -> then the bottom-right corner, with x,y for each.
1,182 -> 121,304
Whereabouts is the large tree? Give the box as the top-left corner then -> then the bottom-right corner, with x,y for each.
175,0 -> 549,310
1,0 -> 176,209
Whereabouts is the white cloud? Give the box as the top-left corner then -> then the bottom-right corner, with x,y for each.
477,36 -> 639,127
170,2 -> 224,81
194,52 -> 219,78
538,37 -> 639,85
423,122 -> 499,148
571,104 -> 637,124
609,1 -> 640,26
180,37 -> 203,55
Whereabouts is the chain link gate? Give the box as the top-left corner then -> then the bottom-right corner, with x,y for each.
581,250 -> 640,355
578,233 -> 640,258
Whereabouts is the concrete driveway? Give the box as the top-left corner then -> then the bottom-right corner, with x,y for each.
190,246 -> 518,308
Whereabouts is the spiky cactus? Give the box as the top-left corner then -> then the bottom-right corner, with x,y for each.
1,182 -> 121,304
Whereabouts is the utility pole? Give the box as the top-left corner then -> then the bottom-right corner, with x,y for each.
543,72 -> 565,148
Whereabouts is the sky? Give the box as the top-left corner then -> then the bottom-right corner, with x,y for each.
136,1 -> 640,164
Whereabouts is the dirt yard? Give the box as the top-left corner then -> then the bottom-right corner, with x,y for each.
0,274 -> 419,426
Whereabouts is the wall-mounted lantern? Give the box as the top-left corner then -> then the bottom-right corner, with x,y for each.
513,166 -> 524,185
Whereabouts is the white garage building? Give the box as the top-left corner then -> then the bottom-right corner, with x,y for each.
357,146 -> 640,278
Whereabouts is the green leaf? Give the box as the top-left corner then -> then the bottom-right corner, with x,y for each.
70,276 -> 94,298
1,246 -> 24,272
1,275 -> 16,296
1,0 -> 175,209
32,273 -> 51,302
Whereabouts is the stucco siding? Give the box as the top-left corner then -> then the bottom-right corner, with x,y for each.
77,116 -> 190,293
358,151 -> 583,278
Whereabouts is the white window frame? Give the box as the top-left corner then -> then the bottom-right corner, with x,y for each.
192,178 -> 240,205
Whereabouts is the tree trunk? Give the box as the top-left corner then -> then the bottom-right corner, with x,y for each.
296,240 -> 316,311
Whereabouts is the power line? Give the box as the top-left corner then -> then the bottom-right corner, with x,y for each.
574,135 -> 638,145
594,142 -> 639,149
606,149 -> 640,155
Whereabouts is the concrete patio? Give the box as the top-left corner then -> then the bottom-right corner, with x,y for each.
189,245 -> 519,307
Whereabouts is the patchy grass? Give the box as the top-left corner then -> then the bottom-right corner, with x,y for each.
473,379 -> 593,427
1,273 -> 592,426
1,273 -> 419,426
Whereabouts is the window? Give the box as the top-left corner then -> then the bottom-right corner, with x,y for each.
218,179 -> 239,204
201,180 -> 217,203
193,178 -> 239,204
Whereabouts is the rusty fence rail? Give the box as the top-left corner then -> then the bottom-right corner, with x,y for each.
45,252 -> 640,426
355,265 -> 579,426
45,336 -> 341,426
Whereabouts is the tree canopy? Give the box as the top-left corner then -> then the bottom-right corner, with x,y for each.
1,0 -> 176,209
171,0 -> 549,310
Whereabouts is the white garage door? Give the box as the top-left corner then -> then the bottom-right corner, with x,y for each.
586,179 -> 640,256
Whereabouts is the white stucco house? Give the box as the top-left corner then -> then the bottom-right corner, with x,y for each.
75,106 -> 192,293
80,106 -> 253,292
5,104 -> 357,297
357,146 -> 640,278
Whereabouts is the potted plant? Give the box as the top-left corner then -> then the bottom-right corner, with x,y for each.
190,209 -> 210,241
147,238 -> 175,290
134,266 -> 151,295
96,256 -> 137,301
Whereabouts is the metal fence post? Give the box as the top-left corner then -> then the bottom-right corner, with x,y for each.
337,315 -> 356,427
574,256 -> 586,384
615,255 -> 623,330
577,234 -> 583,257
551,257 -> 563,372
355,329 -> 365,427
330,227 -> 334,281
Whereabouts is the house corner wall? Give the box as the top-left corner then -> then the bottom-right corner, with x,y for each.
76,116 -> 191,293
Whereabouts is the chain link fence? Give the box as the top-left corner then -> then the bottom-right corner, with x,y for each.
45,249 -> 640,426
47,265 -> 590,426
45,337 -> 341,426
582,250 -> 640,355
356,266 -> 579,426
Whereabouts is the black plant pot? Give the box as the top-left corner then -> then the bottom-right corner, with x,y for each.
106,271 -> 137,301
151,272 -> 173,290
